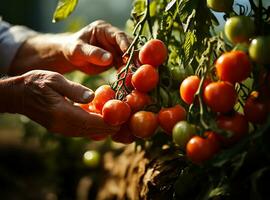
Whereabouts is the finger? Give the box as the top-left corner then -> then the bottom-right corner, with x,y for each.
48,73 -> 95,104
77,43 -> 113,67
105,27 -> 131,53
50,102 -> 120,137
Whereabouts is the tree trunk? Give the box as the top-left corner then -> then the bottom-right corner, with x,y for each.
97,144 -> 187,200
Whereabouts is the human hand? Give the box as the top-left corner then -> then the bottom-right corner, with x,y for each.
8,70 -> 119,137
9,20 -> 131,76
62,20 -> 132,74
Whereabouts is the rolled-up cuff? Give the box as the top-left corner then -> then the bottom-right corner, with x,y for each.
0,20 -> 37,75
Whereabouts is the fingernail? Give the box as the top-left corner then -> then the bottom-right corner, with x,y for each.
83,90 -> 94,101
101,52 -> 112,62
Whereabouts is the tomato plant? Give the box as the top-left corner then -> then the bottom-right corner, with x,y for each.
172,121 -> 196,149
249,36 -> 270,64
102,99 -> 131,126
207,0 -> 234,12
139,39 -> 167,67
92,85 -> 115,111
224,16 -> 255,44
125,90 -> 152,113
158,105 -> 187,134
215,51 -> 252,83
131,64 -> 159,92
217,112 -> 249,145
203,81 -> 237,113
186,132 -> 220,164
129,111 -> 158,139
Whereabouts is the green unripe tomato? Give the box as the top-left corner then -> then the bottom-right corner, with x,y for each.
83,150 -> 100,168
172,121 -> 196,149
249,36 -> 270,64
224,16 -> 255,44
207,0 -> 234,12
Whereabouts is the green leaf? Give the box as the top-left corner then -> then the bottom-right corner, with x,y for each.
183,30 -> 196,61
165,0 -> 177,12
208,186 -> 230,198
52,0 -> 78,23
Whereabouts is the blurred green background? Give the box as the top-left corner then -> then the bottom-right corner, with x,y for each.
0,1 -> 131,200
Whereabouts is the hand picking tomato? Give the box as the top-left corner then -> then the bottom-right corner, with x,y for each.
186,131 -> 221,164
131,64 -> 159,92
244,91 -> 268,124
158,105 -> 187,134
215,51 -> 252,84
129,111 -> 158,139
111,123 -> 136,144
139,39 -> 167,67
102,99 -> 131,126
224,16 -> 255,44
92,85 -> 115,111
217,112 -> 249,145
125,90 -> 152,113
203,81 -> 237,113
172,121 -> 196,149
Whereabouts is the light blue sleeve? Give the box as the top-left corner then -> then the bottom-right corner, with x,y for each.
0,18 -> 37,75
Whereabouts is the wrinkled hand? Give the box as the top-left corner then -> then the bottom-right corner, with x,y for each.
15,70 -> 119,137
62,20 -> 132,74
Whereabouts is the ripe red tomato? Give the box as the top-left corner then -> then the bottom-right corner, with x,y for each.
129,111 -> 158,139
92,85 -> 115,111
89,133 -> 108,141
102,99 -> 131,126
186,131 -> 220,164
180,76 -> 200,104
215,51 -> 252,83
88,102 -> 101,114
139,39 -> 167,67
117,65 -> 134,89
125,90 -> 152,113
131,64 -> 159,92
244,91 -> 268,124
158,105 -> 187,134
203,81 -> 237,113
217,112 -> 249,145
180,76 -> 210,105
111,123 -> 136,144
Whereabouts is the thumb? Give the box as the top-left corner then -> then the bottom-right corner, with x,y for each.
50,74 -> 95,104
79,43 -> 113,66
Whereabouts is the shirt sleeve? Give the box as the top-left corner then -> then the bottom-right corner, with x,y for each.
0,18 -> 37,75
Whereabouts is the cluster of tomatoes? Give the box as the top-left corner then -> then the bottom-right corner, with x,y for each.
177,1 -> 270,164
79,4 -> 270,164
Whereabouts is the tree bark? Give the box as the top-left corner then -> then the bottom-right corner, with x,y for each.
97,144 -> 187,200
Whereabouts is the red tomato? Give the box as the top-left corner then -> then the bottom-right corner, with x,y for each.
158,105 -> 187,135
102,100 -> 131,126
215,51 -> 252,84
92,85 -> 115,111
129,111 -> 158,139
111,123 -> 136,144
79,103 -> 91,112
117,65 -> 134,89
217,112 -> 249,145
139,39 -> 167,67
88,102 -> 101,114
89,133 -> 108,141
186,131 -> 220,164
180,76 -> 210,105
244,91 -> 268,124
131,64 -> 159,92
125,90 -> 152,113
203,81 -> 237,113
